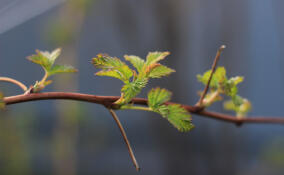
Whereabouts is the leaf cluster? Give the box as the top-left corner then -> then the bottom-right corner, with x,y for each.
92,52 -> 175,105
27,48 -> 77,92
197,67 -> 251,117
92,52 -> 194,132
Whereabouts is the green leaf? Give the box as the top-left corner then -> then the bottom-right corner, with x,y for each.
48,65 -> 77,76
156,104 -> 193,132
229,76 -> 244,85
223,96 -> 251,117
92,54 -> 125,69
93,54 -> 133,83
27,48 -> 62,71
115,78 -> 148,104
223,76 -> 244,97
145,51 -> 170,66
49,48 -> 62,65
124,55 -> 145,73
27,48 -> 77,92
27,50 -> 53,70
197,66 -> 227,89
148,88 -> 172,108
0,92 -> 5,110
147,64 -> 175,78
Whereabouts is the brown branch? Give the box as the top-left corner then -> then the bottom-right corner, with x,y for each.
108,108 -> 140,171
3,92 -> 284,126
196,45 -> 226,107
0,77 -> 28,92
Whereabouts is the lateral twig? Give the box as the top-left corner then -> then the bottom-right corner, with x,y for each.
196,45 -> 226,107
0,77 -> 28,92
107,108 -> 140,171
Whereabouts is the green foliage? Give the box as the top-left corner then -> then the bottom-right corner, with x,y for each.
93,54 -> 133,83
197,67 -> 227,89
223,95 -> 251,118
197,66 -> 251,116
116,78 -> 148,104
148,88 -> 172,108
0,92 -> 5,109
147,64 -> 175,78
148,88 -> 193,132
27,48 -> 77,92
92,52 -> 175,105
124,55 -> 145,73
92,52 -> 192,132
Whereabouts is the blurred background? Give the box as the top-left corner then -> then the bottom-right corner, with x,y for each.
1,0 -> 284,174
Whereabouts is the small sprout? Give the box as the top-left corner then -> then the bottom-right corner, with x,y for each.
92,52 -> 192,132
197,66 -> 252,116
223,96 -> 251,118
27,48 -> 77,92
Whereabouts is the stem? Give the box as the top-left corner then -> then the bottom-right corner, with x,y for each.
107,108 -> 140,171
3,92 -> 284,125
0,77 -> 28,92
40,72 -> 49,84
120,105 -> 153,112
197,45 -> 226,107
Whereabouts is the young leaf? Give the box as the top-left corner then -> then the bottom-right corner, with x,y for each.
197,66 -> 227,89
145,51 -> 170,66
27,48 -> 77,92
224,96 -> 251,117
27,50 -> 53,70
92,53 -> 126,69
48,65 -> 77,76
147,88 -> 193,132
223,76 -> 244,97
124,55 -> 145,73
148,88 -> 172,108
147,64 -> 175,78
49,48 -> 62,64
93,52 -> 175,106
115,78 -> 148,104
155,104 -> 193,132
93,54 -> 133,83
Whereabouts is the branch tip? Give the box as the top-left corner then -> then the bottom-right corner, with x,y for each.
219,45 -> 226,51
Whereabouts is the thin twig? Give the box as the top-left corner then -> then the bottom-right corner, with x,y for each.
3,92 -> 284,126
196,45 -> 226,107
107,108 -> 140,171
0,77 -> 28,92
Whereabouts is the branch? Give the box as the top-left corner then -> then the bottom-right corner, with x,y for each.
3,92 -> 284,126
108,108 -> 140,171
196,45 -> 226,107
0,77 -> 28,92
